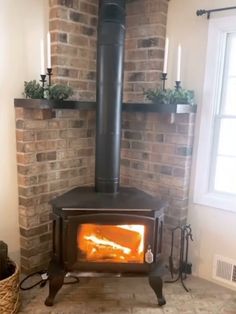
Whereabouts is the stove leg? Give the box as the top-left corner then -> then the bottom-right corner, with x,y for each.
45,259 -> 65,307
148,275 -> 166,306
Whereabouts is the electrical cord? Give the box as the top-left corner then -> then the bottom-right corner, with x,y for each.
20,270 -> 47,290
20,270 -> 79,291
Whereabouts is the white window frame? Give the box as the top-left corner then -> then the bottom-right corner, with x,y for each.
194,16 -> 236,213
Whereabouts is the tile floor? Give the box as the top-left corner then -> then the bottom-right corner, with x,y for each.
19,276 -> 236,313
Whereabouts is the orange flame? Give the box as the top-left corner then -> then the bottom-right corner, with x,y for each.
77,224 -> 145,263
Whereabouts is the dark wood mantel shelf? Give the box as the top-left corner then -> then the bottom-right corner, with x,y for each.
14,99 -> 197,114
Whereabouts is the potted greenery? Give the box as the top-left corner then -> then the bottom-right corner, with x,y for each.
24,80 -> 73,100
0,241 -> 20,313
144,88 -> 195,106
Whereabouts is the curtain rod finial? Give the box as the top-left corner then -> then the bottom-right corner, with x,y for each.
196,9 -> 206,16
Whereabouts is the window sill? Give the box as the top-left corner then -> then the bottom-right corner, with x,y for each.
194,191 -> 236,213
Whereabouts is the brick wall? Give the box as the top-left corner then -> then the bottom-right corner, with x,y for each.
120,112 -> 195,256
49,0 -> 168,102
15,107 -> 95,272
49,0 -> 98,100
124,0 -> 168,102
15,106 -> 195,271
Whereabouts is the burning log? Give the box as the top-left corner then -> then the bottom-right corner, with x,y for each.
95,225 -> 142,250
79,237 -> 142,263
78,224 -> 144,252
77,224 -> 145,263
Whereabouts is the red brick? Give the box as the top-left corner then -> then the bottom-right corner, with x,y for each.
49,7 -> 68,19
17,153 -> 36,165
80,1 -> 97,15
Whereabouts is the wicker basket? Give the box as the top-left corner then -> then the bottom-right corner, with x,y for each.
0,262 -> 20,314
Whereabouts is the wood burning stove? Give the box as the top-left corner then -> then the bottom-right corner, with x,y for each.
45,187 -> 166,306
45,0 -> 167,307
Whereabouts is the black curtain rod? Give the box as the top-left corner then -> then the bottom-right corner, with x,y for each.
196,6 -> 236,19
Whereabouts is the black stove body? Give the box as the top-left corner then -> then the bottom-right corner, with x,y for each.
45,187 -> 166,307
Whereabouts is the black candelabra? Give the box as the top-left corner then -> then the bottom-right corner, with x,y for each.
160,73 -> 182,92
40,68 -> 53,98
175,80 -> 181,91
160,72 -> 167,91
47,68 -> 53,86
40,74 -> 47,89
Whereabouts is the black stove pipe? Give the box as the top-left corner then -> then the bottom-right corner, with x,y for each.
95,0 -> 126,193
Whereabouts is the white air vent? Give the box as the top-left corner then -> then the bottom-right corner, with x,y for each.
213,255 -> 236,286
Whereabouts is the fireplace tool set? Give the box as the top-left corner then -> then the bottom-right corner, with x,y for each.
166,224 -> 193,291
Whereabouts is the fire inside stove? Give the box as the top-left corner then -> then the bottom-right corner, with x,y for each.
77,224 -> 145,263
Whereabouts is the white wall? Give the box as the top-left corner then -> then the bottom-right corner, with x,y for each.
167,0 -> 236,290
0,0 -> 48,262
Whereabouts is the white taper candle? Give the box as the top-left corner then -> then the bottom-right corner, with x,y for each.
40,39 -> 45,75
177,44 -> 182,81
163,37 -> 169,73
47,32 -> 51,69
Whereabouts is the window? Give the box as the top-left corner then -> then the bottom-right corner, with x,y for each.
194,16 -> 236,212
211,32 -> 236,195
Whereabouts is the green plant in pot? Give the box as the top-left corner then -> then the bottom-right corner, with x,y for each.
48,84 -> 74,100
24,81 -> 73,100
144,88 -> 195,105
24,80 -> 44,99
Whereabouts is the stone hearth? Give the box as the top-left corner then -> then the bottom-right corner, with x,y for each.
19,276 -> 236,313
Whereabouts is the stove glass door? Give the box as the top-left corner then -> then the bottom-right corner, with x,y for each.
77,224 -> 145,263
